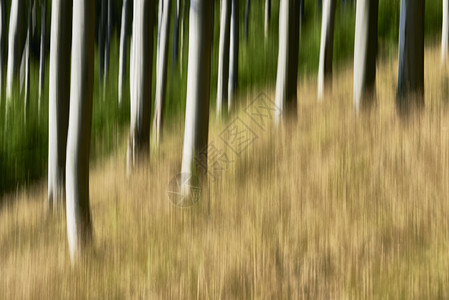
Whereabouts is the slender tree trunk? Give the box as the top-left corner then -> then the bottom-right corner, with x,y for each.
157,0 -> 163,74
38,0 -> 47,116
48,0 -> 72,208
264,0 -> 271,39
442,0 -> 449,63
275,0 -> 300,125
396,0 -> 425,112
0,0 -> 5,98
353,0 -> 378,112
127,0 -> 154,172
228,0 -> 239,111
118,0 -> 130,106
172,0 -> 180,70
103,0 -> 112,87
216,0 -> 231,118
98,0 -> 106,89
244,0 -> 250,42
153,0 -> 171,146
66,0 -> 95,263
24,2 -> 32,120
181,0 -> 214,190
6,0 -> 25,102
317,0 -> 336,100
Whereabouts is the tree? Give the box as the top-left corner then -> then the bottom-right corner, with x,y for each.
6,0 -> 26,102
228,0 -> 239,111
180,0 -> 214,190
38,0 -> 48,116
264,0 -> 271,39
317,0 -> 336,100
127,0 -> 154,172
48,0 -> 72,208
103,0 -> 112,87
353,0 -> 378,111
118,0 -> 130,106
0,0 -> 5,98
442,0 -> 449,63
216,0 -> 231,118
275,0 -> 300,125
153,0 -> 171,146
396,0 -> 425,112
65,0 -> 95,262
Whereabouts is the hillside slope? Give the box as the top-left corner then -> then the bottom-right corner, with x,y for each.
2,46 -> 449,299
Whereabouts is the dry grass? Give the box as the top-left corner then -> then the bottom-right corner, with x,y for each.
2,45 -> 449,299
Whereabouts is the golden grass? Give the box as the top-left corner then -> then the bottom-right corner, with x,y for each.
2,45 -> 449,299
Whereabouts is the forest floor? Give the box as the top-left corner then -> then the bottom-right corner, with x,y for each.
2,46 -> 449,299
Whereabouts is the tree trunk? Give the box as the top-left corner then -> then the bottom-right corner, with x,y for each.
228,0 -> 239,111
98,0 -> 106,89
353,0 -> 378,112
442,0 -> 449,63
317,0 -> 336,100
172,0 -> 180,70
181,0 -> 214,190
6,0 -> 25,102
275,0 -> 300,125
0,0 -> 5,98
216,0 -> 231,118
264,0 -> 271,39
396,0 -> 425,112
48,0 -> 72,208
103,0 -> 112,87
38,0 -> 47,115
127,0 -> 154,172
66,0 -> 95,263
24,2 -> 32,119
244,0 -> 250,42
153,0 -> 171,146
118,0 -> 130,106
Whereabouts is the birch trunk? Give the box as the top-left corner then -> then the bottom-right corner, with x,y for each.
228,0 -> 239,111
442,0 -> 449,63
317,0 -> 336,100
216,0 -> 231,118
264,0 -> 271,39
0,0 -> 5,98
66,0 -> 95,263
118,0 -> 130,106
353,0 -> 378,112
6,0 -> 25,102
24,4 -> 31,119
153,0 -> 171,146
181,0 -> 214,188
274,0 -> 300,125
38,0 -> 47,113
396,0 -> 425,111
127,0 -> 154,172
48,0 -> 72,207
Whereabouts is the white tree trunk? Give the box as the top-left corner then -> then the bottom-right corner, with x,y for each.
118,0 -> 130,106
264,0 -> 271,39
442,0 -> 449,63
48,0 -> 72,207
216,0 -> 231,118
66,0 -> 95,263
181,0 -> 213,188
0,0 -> 5,98
317,0 -> 336,100
38,0 -> 47,114
353,0 -> 378,111
275,0 -> 300,125
228,0 -> 239,111
127,0 -> 154,172
153,0 -> 171,146
6,0 -> 25,102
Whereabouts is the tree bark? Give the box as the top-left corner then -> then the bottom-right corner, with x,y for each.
127,0 -> 154,172
317,0 -> 336,100
48,0 -> 72,208
275,0 -> 300,125
244,0 -> 250,42
442,0 -> 449,63
118,0 -> 130,106
396,0 -> 425,112
353,0 -> 378,112
216,0 -> 231,118
6,0 -> 25,102
228,0 -> 239,111
264,0 -> 271,39
0,0 -> 5,98
153,0 -> 171,146
38,0 -> 47,115
181,0 -> 214,188
66,0 -> 95,263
